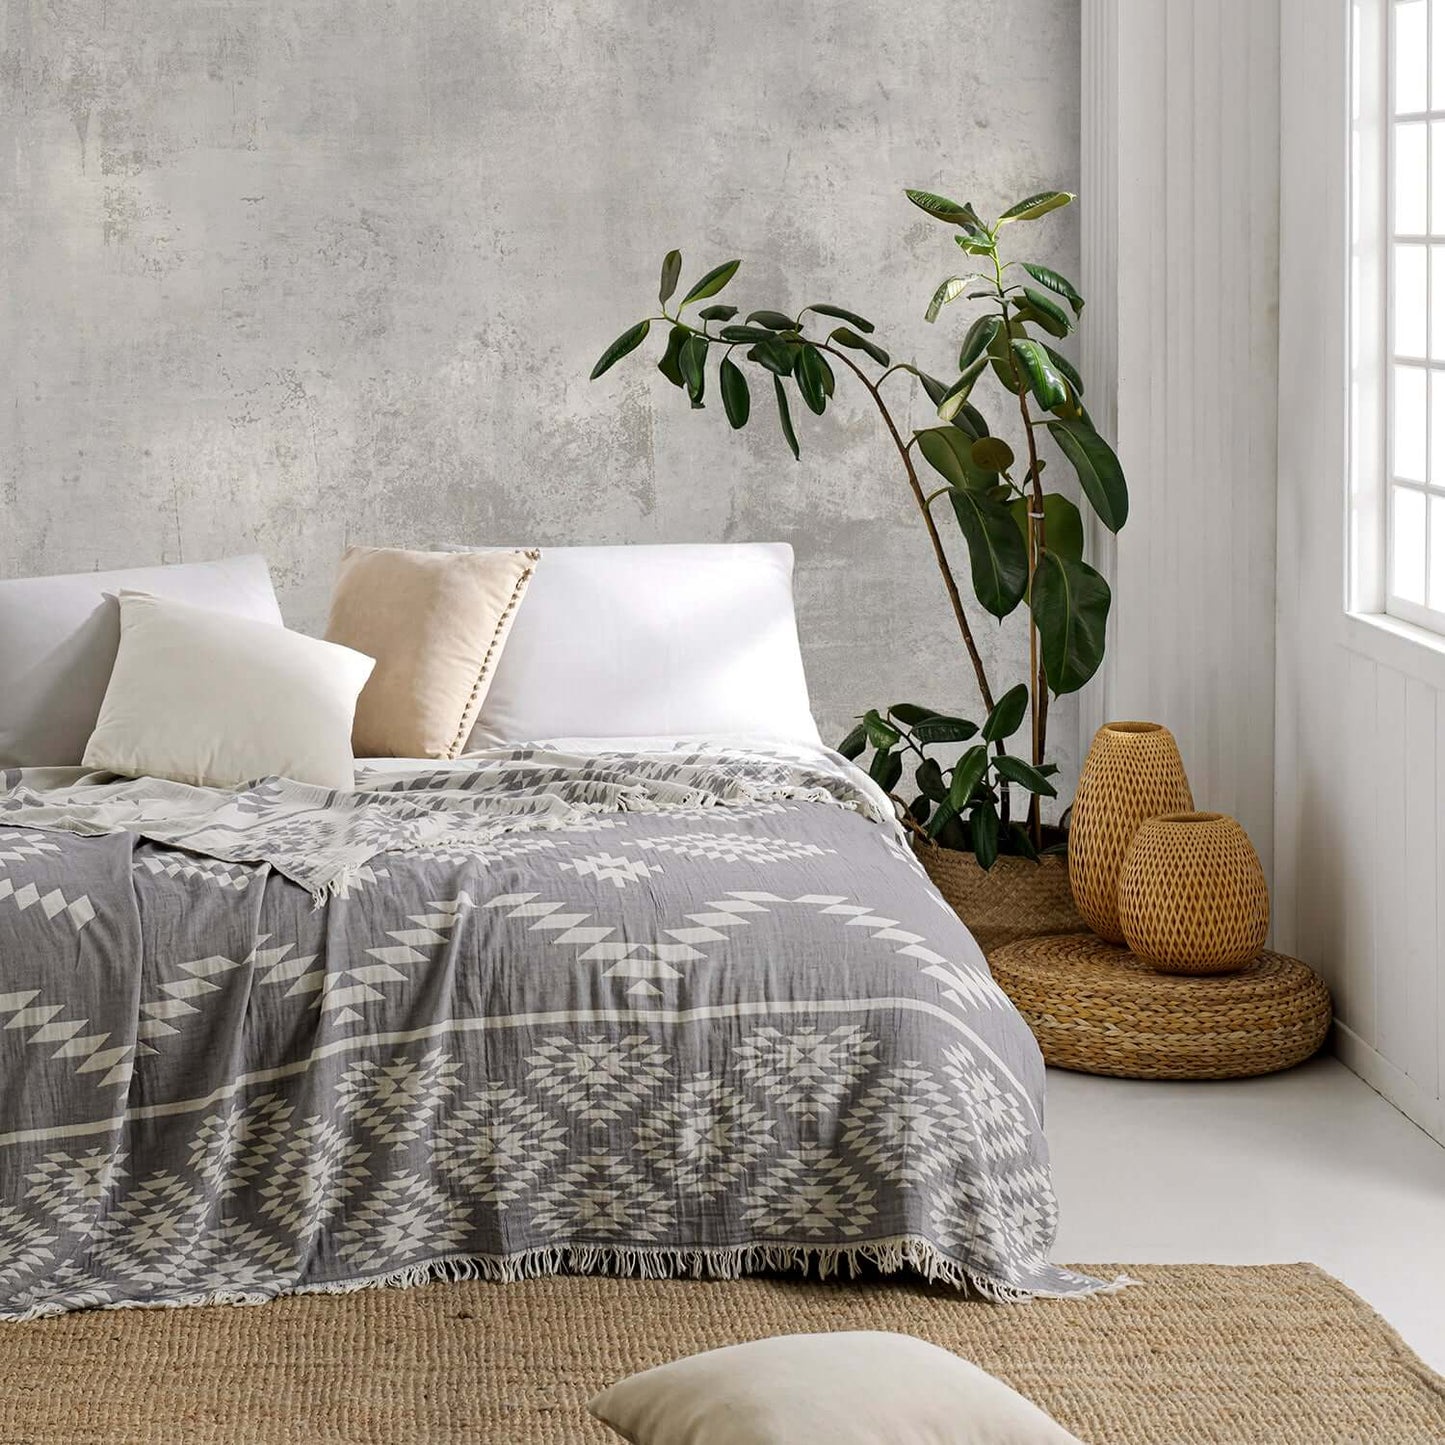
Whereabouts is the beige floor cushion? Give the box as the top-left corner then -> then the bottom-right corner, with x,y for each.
587,1331 -> 1083,1445
324,546 -> 537,759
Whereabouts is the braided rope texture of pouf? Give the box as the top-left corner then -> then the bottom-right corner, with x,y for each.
988,932 -> 1332,1080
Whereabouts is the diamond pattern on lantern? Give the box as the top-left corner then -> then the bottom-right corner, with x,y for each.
632,1075 -> 777,1197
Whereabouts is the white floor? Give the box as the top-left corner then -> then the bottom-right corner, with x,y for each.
1045,1054 -> 1445,1374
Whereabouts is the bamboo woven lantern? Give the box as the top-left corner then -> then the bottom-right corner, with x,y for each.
1118,811 -> 1269,973
1068,721 -> 1193,943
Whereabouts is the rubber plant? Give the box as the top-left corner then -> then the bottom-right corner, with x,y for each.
590,186 -> 1128,867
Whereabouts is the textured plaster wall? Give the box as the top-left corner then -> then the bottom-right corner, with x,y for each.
0,0 -> 1081,772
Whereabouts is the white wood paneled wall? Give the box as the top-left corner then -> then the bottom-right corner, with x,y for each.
1276,0 -> 1445,1143
1080,0 -> 1281,876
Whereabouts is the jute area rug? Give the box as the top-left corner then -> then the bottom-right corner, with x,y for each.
0,1264 -> 1441,1443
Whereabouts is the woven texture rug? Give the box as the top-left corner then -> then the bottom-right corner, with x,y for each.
1,1264 -> 1442,1443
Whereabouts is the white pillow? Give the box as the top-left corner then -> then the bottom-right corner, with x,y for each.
82,593 -> 374,790
440,543 -> 820,747
0,555 -> 283,769
587,1331 -> 1083,1445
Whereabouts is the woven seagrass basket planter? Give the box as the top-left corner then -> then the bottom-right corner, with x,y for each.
989,932 -> 1333,1080
916,838 -> 1084,954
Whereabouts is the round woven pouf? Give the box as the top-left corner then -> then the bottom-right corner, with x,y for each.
988,932 -> 1332,1080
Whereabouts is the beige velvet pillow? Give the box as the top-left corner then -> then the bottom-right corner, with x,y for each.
586,1332 -> 1084,1445
324,546 -> 537,759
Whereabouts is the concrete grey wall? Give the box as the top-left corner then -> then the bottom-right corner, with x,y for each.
0,0 -> 1081,778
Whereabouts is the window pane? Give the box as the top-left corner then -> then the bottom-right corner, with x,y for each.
1432,120 -> 1445,232
1397,243 -> 1428,354
1395,363 -> 1429,479
1394,485 -> 1429,603
1399,0 -> 1429,113
1432,370 -> 1445,480
1432,246 -> 1445,357
1398,121 -> 1428,234
1430,495 -> 1445,608
1435,0 -> 1445,107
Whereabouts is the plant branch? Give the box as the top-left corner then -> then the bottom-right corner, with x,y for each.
819,341 -> 998,717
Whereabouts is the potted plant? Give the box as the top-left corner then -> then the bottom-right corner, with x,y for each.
590,186 -> 1128,949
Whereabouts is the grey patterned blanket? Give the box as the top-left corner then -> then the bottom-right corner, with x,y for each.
0,746 -> 1108,1317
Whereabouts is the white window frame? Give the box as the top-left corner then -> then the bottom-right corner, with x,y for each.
1352,0 -> 1445,632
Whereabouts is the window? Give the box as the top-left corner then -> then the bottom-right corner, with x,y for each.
1381,0 -> 1445,626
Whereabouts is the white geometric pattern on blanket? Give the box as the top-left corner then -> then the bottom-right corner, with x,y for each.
335,1050 -> 463,1147
482,892 -> 707,998
0,987 -> 136,1088
632,1074 -> 778,1197
134,849 -> 260,892
557,851 -> 662,889
330,1173 -> 471,1274
632,832 -> 834,865
732,1024 -> 880,1123
839,1062 -> 968,1184
432,1083 -> 570,1204
525,1034 -> 673,1123
25,1148 -> 122,1230
529,1153 -> 675,1241
743,1143 -> 879,1238
0,1204 -> 59,1292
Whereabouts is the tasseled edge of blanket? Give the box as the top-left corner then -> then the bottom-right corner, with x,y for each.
0,1240 -> 1131,1321
308,779 -> 885,907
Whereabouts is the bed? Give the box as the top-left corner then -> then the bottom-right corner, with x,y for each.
0,741 -> 1108,1317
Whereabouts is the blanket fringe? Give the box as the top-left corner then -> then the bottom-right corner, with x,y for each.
0,1240 -> 1128,1322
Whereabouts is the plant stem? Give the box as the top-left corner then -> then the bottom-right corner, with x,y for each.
819,342 -> 998,719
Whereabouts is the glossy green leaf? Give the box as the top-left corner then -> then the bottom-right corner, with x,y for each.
720,357 -> 751,429
870,747 -> 902,793
916,757 -> 948,802
956,232 -> 997,257
719,324 -> 782,344
915,426 -> 978,489
801,303 -> 875,334
888,703 -> 937,726
830,327 -> 890,367
796,345 -> 829,415
948,744 -> 990,810
924,273 -> 994,323
982,682 -> 1029,743
908,794 -> 932,825
1032,551 -> 1112,694
838,722 -> 867,759
679,260 -> 741,307
748,339 -> 796,376
863,709 -> 900,749
905,189 -> 984,230
958,315 -> 1004,372
950,486 -> 1029,618
1020,262 -> 1085,316
936,354 -> 990,423
1009,492 -> 1084,562
657,325 -> 688,388
698,303 -> 739,322
747,310 -> 800,332
590,319 -> 650,380
925,800 -> 958,840
911,715 -> 980,745
680,334 -> 708,406
971,436 -> 1015,474
1007,822 -> 1041,862
998,190 -> 1075,223
659,249 -> 682,306
1046,419 -> 1129,531
1015,287 -> 1073,337
969,798 -> 1000,869
988,319 -> 1027,393
815,350 -> 835,397
1010,339 -> 1069,411
993,753 -> 1059,797
1042,344 -> 1084,396
952,401 -> 989,442
774,375 -> 800,459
